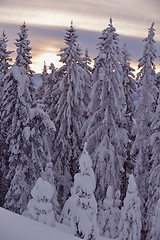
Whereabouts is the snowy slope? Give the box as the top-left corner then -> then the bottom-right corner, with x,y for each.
0,207 -> 80,240
0,208 -> 112,240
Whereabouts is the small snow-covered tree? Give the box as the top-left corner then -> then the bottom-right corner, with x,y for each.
15,22 -> 32,74
98,186 -> 120,239
23,177 -> 55,227
71,143 -> 98,240
41,162 -> 59,220
52,22 -> 91,208
131,22 -> 158,238
150,199 -> 160,240
118,174 -> 141,240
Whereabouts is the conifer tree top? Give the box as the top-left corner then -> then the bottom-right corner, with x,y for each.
58,22 -> 82,64
15,22 -> 32,72
137,22 -> 156,75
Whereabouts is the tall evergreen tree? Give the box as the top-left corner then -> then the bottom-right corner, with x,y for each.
86,18 -> 127,204
131,22 -> 158,239
0,31 -> 13,206
52,22 -> 91,208
1,24 -> 34,210
3,65 -> 55,214
2,24 -> 55,213
3,65 -> 35,214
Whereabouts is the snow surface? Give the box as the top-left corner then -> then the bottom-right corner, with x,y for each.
0,207 -> 80,240
0,208 -> 111,240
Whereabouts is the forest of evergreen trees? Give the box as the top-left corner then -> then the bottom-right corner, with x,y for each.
0,19 -> 160,240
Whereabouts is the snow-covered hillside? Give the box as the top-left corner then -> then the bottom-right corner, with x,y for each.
0,208 -> 111,240
0,207 -> 80,240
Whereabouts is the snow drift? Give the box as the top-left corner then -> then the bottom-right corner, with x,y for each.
0,207 -> 80,240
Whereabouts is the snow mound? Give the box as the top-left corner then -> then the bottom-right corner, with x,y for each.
31,177 -> 54,202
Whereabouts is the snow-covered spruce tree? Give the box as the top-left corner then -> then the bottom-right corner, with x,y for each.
71,143 -> 98,240
41,161 -> 59,221
98,185 -> 121,239
3,65 -> 35,214
118,174 -> 141,240
23,177 -> 55,227
131,22 -> 158,239
3,24 -> 55,213
3,67 -> 55,214
0,31 -> 13,206
52,22 -> 91,208
15,22 -> 33,74
120,44 -> 136,202
150,199 -> 160,240
2,24 -> 34,212
86,18 -> 127,205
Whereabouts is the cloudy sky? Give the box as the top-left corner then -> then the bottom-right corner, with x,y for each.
0,0 -> 160,72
